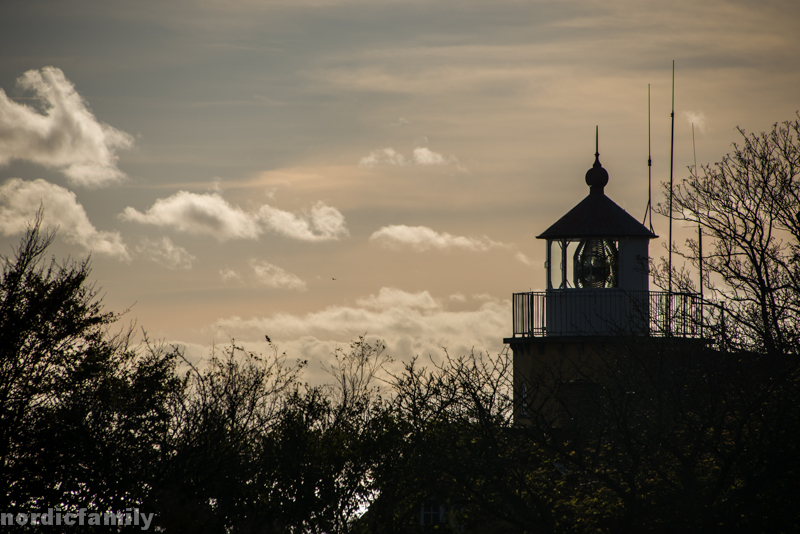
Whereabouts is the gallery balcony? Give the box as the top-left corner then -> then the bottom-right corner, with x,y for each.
509,289 -> 703,339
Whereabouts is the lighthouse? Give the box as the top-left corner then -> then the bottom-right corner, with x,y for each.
505,134 -> 703,422
536,135 -> 656,336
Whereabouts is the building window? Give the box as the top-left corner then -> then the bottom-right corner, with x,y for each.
420,501 -> 444,528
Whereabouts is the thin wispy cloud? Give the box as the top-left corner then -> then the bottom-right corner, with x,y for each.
515,251 -> 535,266
0,178 -> 129,259
358,146 -> 456,167
0,67 -> 133,187
358,148 -> 407,166
249,259 -> 307,290
136,236 -> 195,270
219,267 -> 242,283
369,224 -> 504,252
121,191 -> 347,242
370,224 -> 534,265
683,111 -> 708,134
220,260 -> 306,290
356,287 -> 440,310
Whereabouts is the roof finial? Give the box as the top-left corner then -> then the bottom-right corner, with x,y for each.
595,125 -> 599,159
585,125 -> 608,194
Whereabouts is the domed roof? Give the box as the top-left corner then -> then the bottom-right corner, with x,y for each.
585,153 -> 609,194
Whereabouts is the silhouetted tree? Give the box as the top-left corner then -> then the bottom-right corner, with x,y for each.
153,337 -> 391,534
151,341 -> 303,533
656,114 -> 800,356
0,212 -> 182,528
364,350 -> 573,534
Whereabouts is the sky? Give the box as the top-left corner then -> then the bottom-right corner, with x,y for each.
1,0 -> 799,382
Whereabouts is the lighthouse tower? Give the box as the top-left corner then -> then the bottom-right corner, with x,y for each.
505,135 -> 702,423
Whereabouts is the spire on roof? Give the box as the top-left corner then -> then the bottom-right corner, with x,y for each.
585,126 -> 608,195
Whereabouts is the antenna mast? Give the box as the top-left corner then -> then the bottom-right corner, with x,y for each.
668,61 -> 675,296
643,84 -> 654,232
692,123 -> 698,179
693,122 -> 704,335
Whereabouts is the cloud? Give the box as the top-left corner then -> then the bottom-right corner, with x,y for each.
136,236 -> 195,269
412,147 -> 448,165
370,225 -> 534,265
514,252 -> 535,266
356,287 -> 440,310
210,287 -> 511,383
683,111 -> 707,134
220,260 -> 306,290
219,267 -> 242,282
121,192 -> 347,242
358,148 -> 407,166
249,259 -> 307,290
358,146 -> 455,167
388,118 -> 410,127
369,224 -> 504,252
0,67 -> 133,187
258,201 -> 348,241
0,178 -> 129,259
120,191 -> 261,241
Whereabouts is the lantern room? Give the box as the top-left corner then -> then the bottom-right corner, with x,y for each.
534,144 -> 656,335
538,149 -> 656,293
508,135 -> 702,339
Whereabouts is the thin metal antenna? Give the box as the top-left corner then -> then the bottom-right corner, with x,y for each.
692,123 -> 697,178
668,61 -> 675,296
693,122 -> 704,336
642,84 -> 654,232
699,223 -> 703,336
595,125 -> 599,157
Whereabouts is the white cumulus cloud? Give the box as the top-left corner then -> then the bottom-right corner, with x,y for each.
0,67 -> 133,187
369,224 -> 504,252
136,236 -> 195,269
121,191 -> 347,243
0,178 -> 129,259
258,201 -> 348,242
120,191 -> 261,241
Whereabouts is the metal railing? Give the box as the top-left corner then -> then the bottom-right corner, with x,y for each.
511,290 -> 703,338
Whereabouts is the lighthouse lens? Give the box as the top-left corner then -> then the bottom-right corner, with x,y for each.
575,239 -> 617,288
